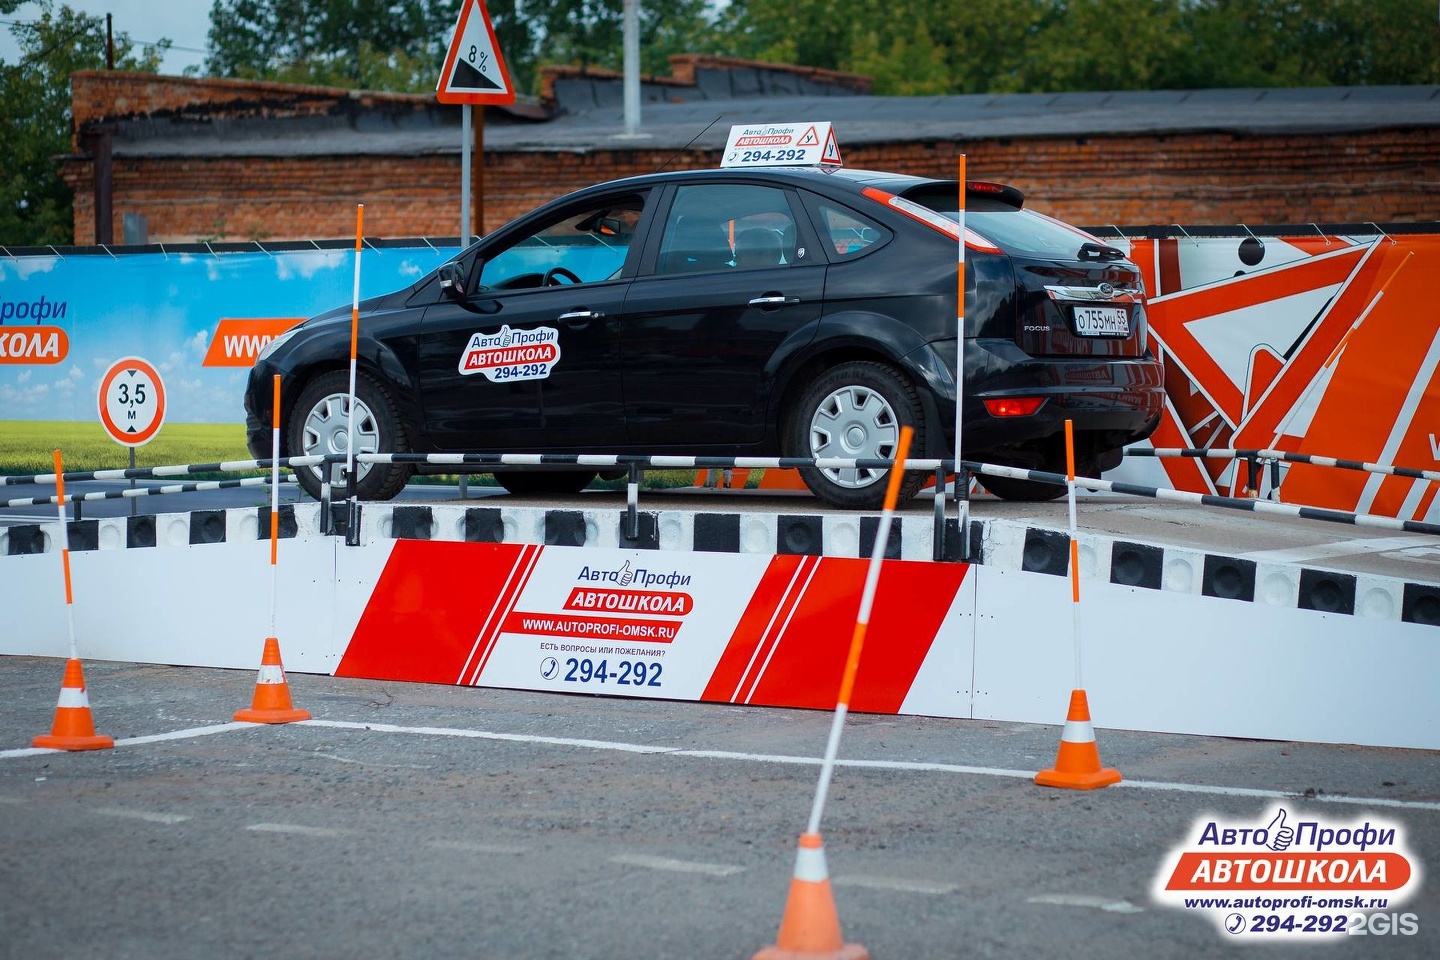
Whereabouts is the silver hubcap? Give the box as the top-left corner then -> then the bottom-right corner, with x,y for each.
301,392 -> 379,486
808,385 -> 899,489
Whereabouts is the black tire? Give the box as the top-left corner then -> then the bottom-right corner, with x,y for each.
495,470 -> 596,496
978,472 -> 1067,502
287,370 -> 412,502
785,360 -> 927,510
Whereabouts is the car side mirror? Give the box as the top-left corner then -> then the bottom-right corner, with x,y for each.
438,262 -> 468,299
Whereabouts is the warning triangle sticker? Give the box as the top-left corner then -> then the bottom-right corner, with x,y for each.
821,129 -> 843,166
437,0 -> 516,105
796,125 -> 820,147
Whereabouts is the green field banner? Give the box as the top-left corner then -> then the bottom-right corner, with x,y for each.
0,242 -> 458,470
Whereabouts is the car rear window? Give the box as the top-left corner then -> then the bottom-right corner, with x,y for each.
909,191 -> 1100,260
963,209 -> 1099,259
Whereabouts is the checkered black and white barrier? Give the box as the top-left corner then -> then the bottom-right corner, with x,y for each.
4,497 -> 1437,626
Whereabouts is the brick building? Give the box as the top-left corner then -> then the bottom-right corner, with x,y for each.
57,57 -> 1440,245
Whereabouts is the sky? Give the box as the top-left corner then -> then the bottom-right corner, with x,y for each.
0,1 -> 212,75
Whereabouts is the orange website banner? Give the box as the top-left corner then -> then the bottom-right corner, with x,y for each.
0,325 -> 68,365
202,318 -> 305,367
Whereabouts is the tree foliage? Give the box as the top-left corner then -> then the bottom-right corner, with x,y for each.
203,0 -> 1440,96
203,0 -> 723,95
724,0 -> 1440,95
0,0 -> 165,246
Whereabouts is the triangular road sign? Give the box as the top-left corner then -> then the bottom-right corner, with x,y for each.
821,128 -> 843,166
437,0 -> 515,105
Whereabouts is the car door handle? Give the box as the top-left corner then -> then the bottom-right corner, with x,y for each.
748,295 -> 800,307
557,309 -> 604,324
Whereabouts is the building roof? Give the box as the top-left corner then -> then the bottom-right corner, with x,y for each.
79,65 -> 1440,160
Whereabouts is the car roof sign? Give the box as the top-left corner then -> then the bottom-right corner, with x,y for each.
720,122 -> 843,169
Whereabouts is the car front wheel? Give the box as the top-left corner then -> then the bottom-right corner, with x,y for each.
287,370 -> 413,501
786,360 -> 927,510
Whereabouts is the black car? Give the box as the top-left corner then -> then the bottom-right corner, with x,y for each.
245,166 -> 1163,509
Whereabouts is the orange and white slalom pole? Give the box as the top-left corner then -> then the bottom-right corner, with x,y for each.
1034,419 -> 1120,790
344,204 -> 364,537
953,154 -> 969,556
32,449 -> 113,751
234,377 -> 310,725
753,428 -> 913,960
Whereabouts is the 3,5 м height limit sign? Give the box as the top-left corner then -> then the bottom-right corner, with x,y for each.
98,356 -> 166,447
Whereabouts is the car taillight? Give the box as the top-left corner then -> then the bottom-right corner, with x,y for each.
860,187 -> 1001,253
984,397 -> 1047,417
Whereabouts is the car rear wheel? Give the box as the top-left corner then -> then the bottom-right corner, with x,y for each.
787,360 -> 927,510
494,470 -> 596,496
288,370 -> 412,502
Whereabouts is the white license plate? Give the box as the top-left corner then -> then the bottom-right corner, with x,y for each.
1073,305 -> 1129,337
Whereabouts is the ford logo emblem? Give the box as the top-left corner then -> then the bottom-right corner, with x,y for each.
1097,282 -> 1115,299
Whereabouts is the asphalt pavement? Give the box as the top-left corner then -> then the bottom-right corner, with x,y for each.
2,657 -> 1436,960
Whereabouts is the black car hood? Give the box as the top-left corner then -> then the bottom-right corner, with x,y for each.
299,287 -> 415,330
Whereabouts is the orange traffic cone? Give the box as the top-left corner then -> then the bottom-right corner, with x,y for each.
234,637 -> 311,724
33,658 -> 114,751
1034,688 -> 1121,790
753,832 -> 868,960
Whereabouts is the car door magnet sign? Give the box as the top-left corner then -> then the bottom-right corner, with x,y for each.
459,324 -> 561,381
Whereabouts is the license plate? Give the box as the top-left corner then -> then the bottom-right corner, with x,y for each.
1073,305 -> 1129,337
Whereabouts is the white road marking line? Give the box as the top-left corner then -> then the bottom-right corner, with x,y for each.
427,840 -> 528,855
609,853 -> 745,877
302,719 -> 677,755
4,718 -> 1438,813
94,807 -> 189,824
1027,893 -> 1144,914
2,721 -> 256,757
246,823 -> 348,837
1241,535 -> 1436,564
834,875 -> 956,895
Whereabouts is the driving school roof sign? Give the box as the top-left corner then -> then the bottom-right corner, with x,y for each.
720,122 -> 843,169
436,0 -> 515,105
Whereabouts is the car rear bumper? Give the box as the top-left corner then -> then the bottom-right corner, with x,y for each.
913,338 -> 1165,455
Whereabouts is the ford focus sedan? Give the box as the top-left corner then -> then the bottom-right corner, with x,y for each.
244,166 -> 1163,509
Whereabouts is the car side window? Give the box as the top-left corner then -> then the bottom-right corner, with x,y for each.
477,195 -> 645,291
655,184 -> 798,275
813,201 -> 888,259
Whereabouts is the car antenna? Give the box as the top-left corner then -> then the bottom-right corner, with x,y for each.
653,115 -> 723,173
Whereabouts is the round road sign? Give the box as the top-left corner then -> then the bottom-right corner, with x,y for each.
98,356 -> 167,447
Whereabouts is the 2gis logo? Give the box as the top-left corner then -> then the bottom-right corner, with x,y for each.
1151,806 -> 1423,941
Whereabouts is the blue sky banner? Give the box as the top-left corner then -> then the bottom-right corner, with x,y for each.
0,244 -> 457,424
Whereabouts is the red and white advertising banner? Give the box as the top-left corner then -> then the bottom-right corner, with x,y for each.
334,541 -> 970,715
5,533 -> 1439,748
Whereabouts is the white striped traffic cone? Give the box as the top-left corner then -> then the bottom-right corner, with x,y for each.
33,658 -> 114,751
234,637 -> 311,724
753,832 -> 868,960
1034,688 -> 1121,790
